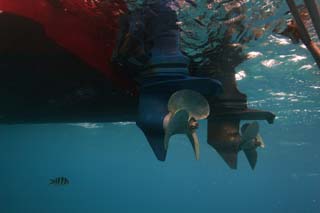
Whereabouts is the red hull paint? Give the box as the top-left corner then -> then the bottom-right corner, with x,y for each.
0,0 -> 135,90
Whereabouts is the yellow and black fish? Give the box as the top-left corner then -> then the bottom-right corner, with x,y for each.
49,177 -> 69,186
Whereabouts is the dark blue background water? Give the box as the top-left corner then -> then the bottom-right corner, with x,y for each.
0,29 -> 319,213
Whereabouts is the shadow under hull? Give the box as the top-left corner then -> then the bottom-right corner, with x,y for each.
0,13 -> 138,124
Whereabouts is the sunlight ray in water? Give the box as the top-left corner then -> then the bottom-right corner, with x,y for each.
67,123 -> 104,129
235,70 -> 246,81
269,34 -> 291,45
246,51 -> 263,59
279,141 -> 309,147
288,55 -> 307,62
309,85 -> 320,89
261,59 -> 283,67
299,64 -> 314,70
111,121 -> 135,126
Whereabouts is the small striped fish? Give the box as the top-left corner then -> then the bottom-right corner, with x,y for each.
49,177 -> 69,186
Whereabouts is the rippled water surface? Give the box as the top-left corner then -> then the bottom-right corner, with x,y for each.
1,1 -> 320,213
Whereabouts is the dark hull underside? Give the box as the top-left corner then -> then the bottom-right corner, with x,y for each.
0,13 -> 137,124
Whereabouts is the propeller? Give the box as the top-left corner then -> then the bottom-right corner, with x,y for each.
137,78 -> 222,161
167,89 -> 210,120
240,121 -> 265,149
163,89 -> 210,160
240,121 -> 265,169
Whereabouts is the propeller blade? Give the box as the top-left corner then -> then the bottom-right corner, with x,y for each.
164,109 -> 190,150
256,134 -> 265,148
187,131 -> 200,160
168,89 -> 210,120
241,121 -> 259,143
243,149 -> 258,170
164,109 -> 200,160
